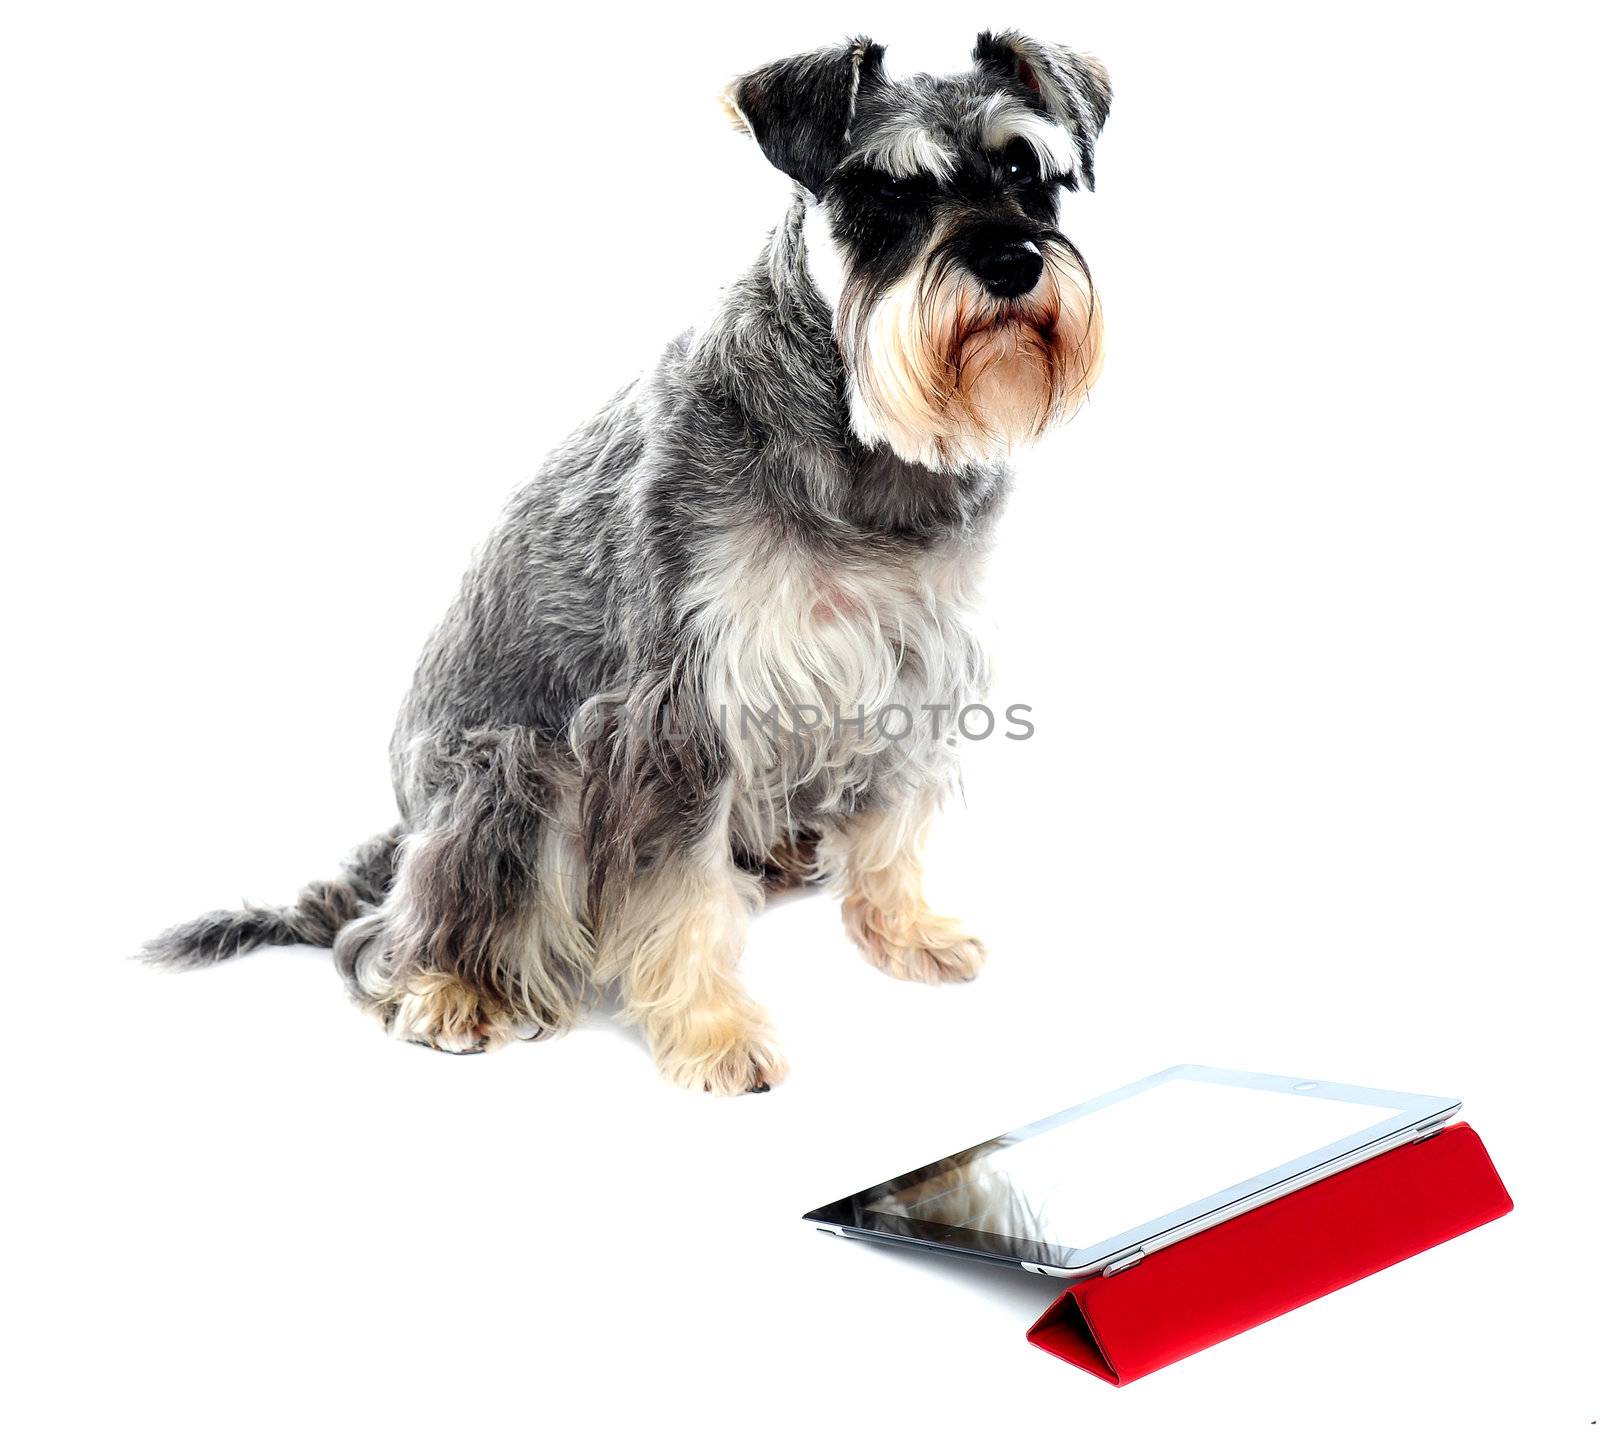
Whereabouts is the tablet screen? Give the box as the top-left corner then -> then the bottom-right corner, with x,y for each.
862,1076 -> 1405,1252
804,1066 -> 1454,1270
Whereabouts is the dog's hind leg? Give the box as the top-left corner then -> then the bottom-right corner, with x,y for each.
334,730 -> 592,1053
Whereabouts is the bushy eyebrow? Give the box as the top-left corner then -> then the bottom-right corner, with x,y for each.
853,121 -> 958,181
978,93 -> 1080,182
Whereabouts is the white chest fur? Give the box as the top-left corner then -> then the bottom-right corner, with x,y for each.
684,524 -> 991,841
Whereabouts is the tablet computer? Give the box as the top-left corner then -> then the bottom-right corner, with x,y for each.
803,1065 -> 1460,1277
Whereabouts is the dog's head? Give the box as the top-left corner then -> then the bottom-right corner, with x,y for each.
725,33 -> 1110,471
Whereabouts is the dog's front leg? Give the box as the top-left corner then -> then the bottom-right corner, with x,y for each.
602,838 -> 786,1096
821,793 -> 986,985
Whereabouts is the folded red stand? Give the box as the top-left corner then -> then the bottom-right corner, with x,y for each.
1026,1122 -> 1512,1386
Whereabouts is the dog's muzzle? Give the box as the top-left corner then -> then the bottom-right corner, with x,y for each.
842,219 -> 1101,470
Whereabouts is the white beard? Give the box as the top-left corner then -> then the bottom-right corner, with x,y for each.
841,230 -> 1102,472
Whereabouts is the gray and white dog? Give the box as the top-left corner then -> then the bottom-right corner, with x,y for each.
145,32 -> 1110,1094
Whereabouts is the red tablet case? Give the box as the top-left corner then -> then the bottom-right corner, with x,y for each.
1025,1122 -> 1512,1386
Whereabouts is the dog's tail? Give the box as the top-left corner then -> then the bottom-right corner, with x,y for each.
141,827 -> 402,967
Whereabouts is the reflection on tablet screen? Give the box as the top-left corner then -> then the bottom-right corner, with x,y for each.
865,1077 -> 1405,1252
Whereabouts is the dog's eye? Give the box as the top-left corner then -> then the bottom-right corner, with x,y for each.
874,172 -> 917,204
1001,139 -> 1041,187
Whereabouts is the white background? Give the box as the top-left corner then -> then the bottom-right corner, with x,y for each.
3,2 -> 1596,1429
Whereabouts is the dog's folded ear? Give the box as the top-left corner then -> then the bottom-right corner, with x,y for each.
723,38 -> 886,195
973,30 -> 1112,188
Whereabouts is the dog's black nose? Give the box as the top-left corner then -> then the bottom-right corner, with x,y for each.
970,240 -> 1044,299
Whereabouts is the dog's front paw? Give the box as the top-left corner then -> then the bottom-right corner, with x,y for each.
843,899 -> 987,984
381,971 -> 513,1055
652,1010 -> 789,1096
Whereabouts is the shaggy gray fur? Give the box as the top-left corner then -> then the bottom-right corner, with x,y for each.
143,30 -> 1110,1067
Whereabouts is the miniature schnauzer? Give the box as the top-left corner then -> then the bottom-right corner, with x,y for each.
145,32 -> 1111,1093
